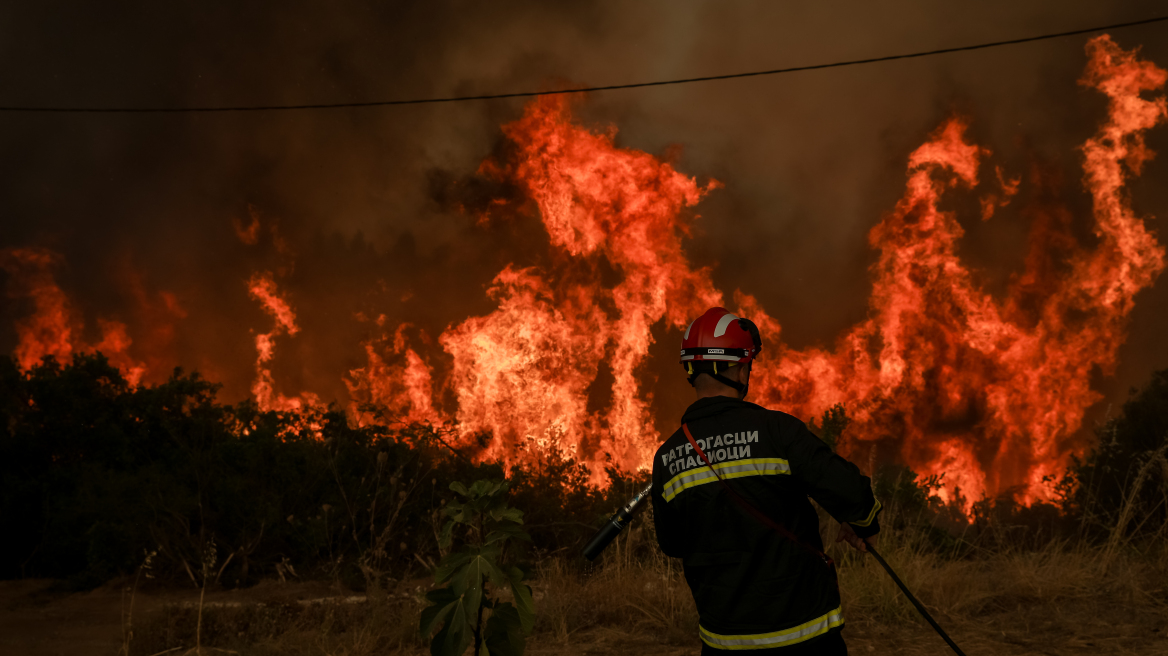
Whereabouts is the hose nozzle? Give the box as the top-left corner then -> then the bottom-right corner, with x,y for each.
582,483 -> 653,560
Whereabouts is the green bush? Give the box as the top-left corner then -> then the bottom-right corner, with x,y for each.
11,354 -> 1162,589
0,353 -> 636,588
1063,368 -> 1168,539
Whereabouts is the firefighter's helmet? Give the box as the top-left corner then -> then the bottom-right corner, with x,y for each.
680,307 -> 762,394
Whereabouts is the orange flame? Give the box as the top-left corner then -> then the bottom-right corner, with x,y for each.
247,271 -> 320,412
746,35 -> 1166,506
2,248 -> 147,384
1,248 -> 76,370
350,35 -> 1164,502
433,97 -> 724,480
346,319 -> 440,426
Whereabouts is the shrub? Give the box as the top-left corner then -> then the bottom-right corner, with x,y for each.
1063,368 -> 1168,540
421,479 -> 534,656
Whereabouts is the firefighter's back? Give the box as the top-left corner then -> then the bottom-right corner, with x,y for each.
652,396 -> 879,653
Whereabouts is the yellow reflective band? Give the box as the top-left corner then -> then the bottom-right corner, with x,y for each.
851,499 -> 882,528
662,458 -> 790,503
699,606 -> 844,650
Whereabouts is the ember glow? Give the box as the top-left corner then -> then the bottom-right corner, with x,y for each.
5,36 -> 1165,505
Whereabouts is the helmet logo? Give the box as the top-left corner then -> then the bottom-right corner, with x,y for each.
708,348 -> 725,354
713,313 -> 739,337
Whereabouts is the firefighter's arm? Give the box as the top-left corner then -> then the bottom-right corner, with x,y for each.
782,417 -> 882,539
651,476 -> 686,558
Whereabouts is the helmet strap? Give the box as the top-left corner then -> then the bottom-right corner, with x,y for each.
685,362 -> 748,396
711,372 -> 746,394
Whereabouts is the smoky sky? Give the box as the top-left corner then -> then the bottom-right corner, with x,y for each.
1,1 -> 1166,444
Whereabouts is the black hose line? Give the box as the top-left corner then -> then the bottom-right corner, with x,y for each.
866,545 -> 967,656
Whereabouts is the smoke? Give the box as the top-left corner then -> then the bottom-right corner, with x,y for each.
0,1 -> 1166,458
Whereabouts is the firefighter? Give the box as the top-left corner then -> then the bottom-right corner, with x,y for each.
652,307 -> 881,655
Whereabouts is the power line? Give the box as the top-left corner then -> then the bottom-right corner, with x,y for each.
3,14 -> 1166,114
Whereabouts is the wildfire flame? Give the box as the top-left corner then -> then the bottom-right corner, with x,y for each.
248,271 -> 320,413
746,35 -> 1167,505
352,35 -> 1165,503
1,248 -> 147,385
347,319 -> 439,425
5,36 -> 1164,505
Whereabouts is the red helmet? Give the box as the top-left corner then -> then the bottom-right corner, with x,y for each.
680,307 -> 761,365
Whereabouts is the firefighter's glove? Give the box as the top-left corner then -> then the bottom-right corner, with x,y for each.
836,521 -> 878,553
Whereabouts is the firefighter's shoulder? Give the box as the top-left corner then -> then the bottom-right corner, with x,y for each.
737,402 -> 808,441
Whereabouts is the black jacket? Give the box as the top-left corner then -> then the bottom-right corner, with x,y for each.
651,396 -> 880,650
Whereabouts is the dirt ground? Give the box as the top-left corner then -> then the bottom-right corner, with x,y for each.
0,578 -> 353,656
1,578 -> 1165,656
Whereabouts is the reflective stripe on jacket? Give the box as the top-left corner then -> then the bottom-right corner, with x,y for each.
700,605 -> 845,650
662,457 -> 791,502
651,396 -> 881,648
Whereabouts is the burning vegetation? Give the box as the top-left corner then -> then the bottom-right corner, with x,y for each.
2,36 -> 1166,512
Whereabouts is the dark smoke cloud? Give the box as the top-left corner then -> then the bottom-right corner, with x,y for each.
0,1 -> 1165,444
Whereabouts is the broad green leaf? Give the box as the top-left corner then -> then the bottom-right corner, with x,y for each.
485,501 -> 513,522
454,557 -> 486,627
450,548 -> 506,616
508,568 -> 535,634
438,519 -> 455,550
444,501 -> 469,524
419,587 -> 458,639
430,600 -> 472,656
486,496 -> 509,518
484,602 -> 526,656
469,479 -> 492,497
479,542 -> 502,559
479,554 -> 511,591
434,550 -> 473,584
485,524 -> 529,545
449,481 -> 470,497
501,507 -> 524,524
506,564 -> 529,584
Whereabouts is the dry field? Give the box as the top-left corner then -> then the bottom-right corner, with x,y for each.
2,526 -> 1165,656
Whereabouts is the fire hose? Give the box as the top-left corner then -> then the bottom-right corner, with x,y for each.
866,544 -> 966,656
582,485 -> 967,656
582,483 -> 653,560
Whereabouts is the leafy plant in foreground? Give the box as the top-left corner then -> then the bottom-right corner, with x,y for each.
420,479 -> 534,656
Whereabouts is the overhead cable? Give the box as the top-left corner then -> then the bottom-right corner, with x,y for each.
1,14 -> 1166,114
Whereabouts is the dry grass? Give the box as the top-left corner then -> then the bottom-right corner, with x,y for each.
121,529 -> 1167,656
130,594 -> 423,656
839,538 -> 1166,623
123,480 -> 1168,655
531,553 -> 697,647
